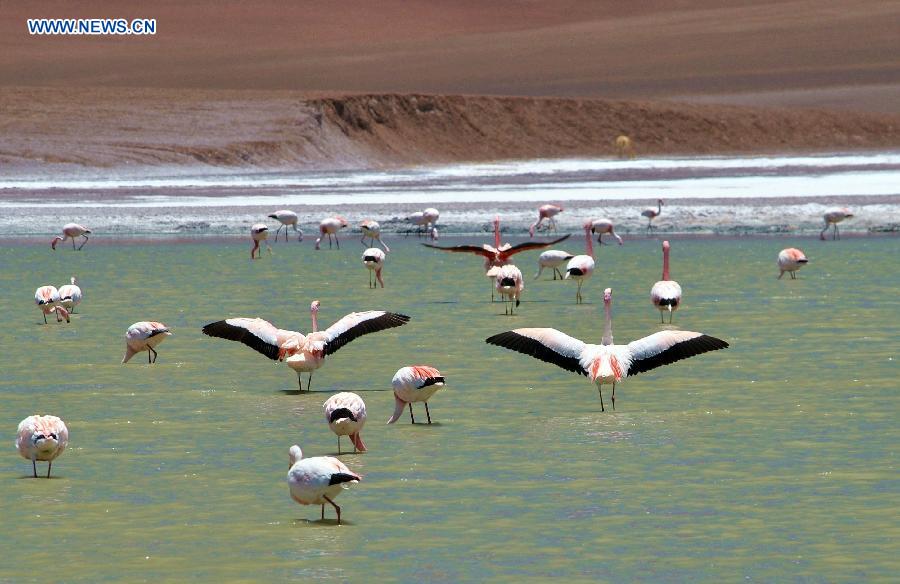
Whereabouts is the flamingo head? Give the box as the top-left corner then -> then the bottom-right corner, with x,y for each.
288,445 -> 303,467
50,236 -> 63,250
335,216 -> 348,227
603,288 -> 612,304
51,306 -> 70,323
71,276 -> 78,285
310,300 -> 320,313
662,240 -> 670,251
658,199 -> 665,205
583,220 -> 593,232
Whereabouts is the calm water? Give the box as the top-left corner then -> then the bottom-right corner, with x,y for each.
1,235 -> 897,582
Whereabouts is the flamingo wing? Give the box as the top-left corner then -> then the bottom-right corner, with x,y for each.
201,317 -> 284,361
626,331 -> 729,376
322,311 -> 410,356
503,234 -> 572,256
422,243 -> 496,259
486,328 -> 588,376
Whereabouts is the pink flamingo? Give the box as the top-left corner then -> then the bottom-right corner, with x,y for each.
641,199 -> 663,233
406,208 -> 439,239
202,301 -> 410,391
360,219 -> 390,251
591,218 -> 624,246
315,216 -> 348,250
650,240 -> 682,323
323,392 -> 368,453
250,224 -> 271,259
34,286 -> 69,324
288,445 -> 361,524
122,321 -> 172,364
51,223 -> 91,250
564,221 -> 595,304
362,248 -> 386,288
388,365 -> 445,424
534,250 -> 575,280
820,208 -> 854,240
495,264 -> 524,315
57,276 -> 82,313
778,248 -> 808,279
16,415 -> 69,478
529,204 -> 563,236
267,210 -> 302,242
486,288 -> 729,411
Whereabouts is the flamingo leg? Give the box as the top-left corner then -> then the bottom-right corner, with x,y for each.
335,234 -> 340,249
597,383 -> 606,412
43,312 -> 48,324
835,225 -> 840,240
555,267 -> 564,280
72,237 -> 76,250
409,403 -> 415,424
307,372 -> 313,392
820,224 -> 828,240
425,402 -> 432,424
148,349 -> 152,364
323,495 -> 342,525
337,435 -> 341,455
78,235 -> 89,250
321,505 -> 325,520
576,281 -> 583,304
297,375 -> 303,391
778,271 -> 785,280
47,461 -> 52,478
32,459 -> 37,478
611,383 -> 616,410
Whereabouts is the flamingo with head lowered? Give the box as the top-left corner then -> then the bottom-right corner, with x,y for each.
315,216 -> 348,250
360,219 -> 390,251
820,208 -> 853,240
591,218 -> 623,246
250,224 -> 271,259
486,288 -> 728,411
288,445 -> 361,525
51,223 -> 91,250
267,210 -> 302,242
777,248 -> 808,279
34,286 -> 69,324
529,204 -> 563,236
362,248 -> 386,288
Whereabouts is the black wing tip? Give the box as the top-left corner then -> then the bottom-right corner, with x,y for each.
201,320 -> 227,336
329,473 -> 360,486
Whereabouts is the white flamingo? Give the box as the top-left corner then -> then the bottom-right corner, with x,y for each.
250,224 -> 271,259
564,222 -> 595,304
388,366 -> 445,424
406,208 -> 439,239
362,248 -> 386,288
122,321 -> 172,364
591,218 -> 624,246
650,240 -> 682,323
820,208 -> 854,240
534,250 -> 575,280
495,264 -> 524,315
288,445 -> 361,524
777,248 -> 808,279
315,216 -> 348,250
57,277 -> 82,313
323,392 -> 367,453
35,285 -> 69,324
641,199 -> 663,233
267,210 -> 302,242
16,415 -> 69,478
51,223 -> 91,250
360,219 -> 390,251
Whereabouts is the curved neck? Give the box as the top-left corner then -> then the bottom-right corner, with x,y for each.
657,200 -> 662,213
602,300 -> 613,345
662,245 -> 671,280
310,310 -> 319,332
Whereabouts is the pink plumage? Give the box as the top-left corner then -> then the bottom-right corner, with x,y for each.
529,204 -> 563,237
323,392 -> 368,453
590,218 -> 623,246
360,219 -> 390,251
51,223 -> 91,250
820,207 -> 853,240
362,248 -> 386,288
564,221 -> 595,303
315,216 -> 348,250
250,223 -> 271,259
495,264 -> 524,314
388,365 -> 445,424
16,415 -> 69,478
34,285 -> 69,324
777,248 -> 809,279
123,321 -> 172,364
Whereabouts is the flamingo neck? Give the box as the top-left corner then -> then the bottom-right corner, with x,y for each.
585,228 -> 594,257
493,218 -> 501,248
310,310 -> 319,332
602,300 -> 613,345
662,245 -> 671,280
657,200 -> 662,213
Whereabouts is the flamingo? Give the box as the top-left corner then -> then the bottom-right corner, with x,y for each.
496,264 -> 524,315
388,366 -> 445,424
360,219 -> 390,251
591,218 -> 624,246
16,415 -> 69,478
650,240 -> 682,324
529,204 -> 563,237
57,277 -> 82,313
406,208 -> 439,239
564,222 -> 595,304
202,301 -> 410,391
323,392 -> 368,454
122,321 -> 172,364
250,224 -> 271,259
778,248 -> 809,279
288,445 -> 361,525
315,216 -> 348,250
641,199 -> 663,233
267,210 -> 302,242
35,286 -> 69,324
486,288 -> 729,411
820,208 -> 854,240
534,250 -> 575,280
362,248 -> 386,288
51,223 -> 91,250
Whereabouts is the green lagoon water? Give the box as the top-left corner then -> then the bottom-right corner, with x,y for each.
1,235 -> 897,582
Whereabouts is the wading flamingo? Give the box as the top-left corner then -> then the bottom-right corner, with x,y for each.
202,301 -> 409,391
650,240 -> 682,323
496,264 -> 524,315
615,135 -> 635,159
267,210 -> 302,242
51,223 -> 91,250
820,208 -> 854,240
315,216 -> 349,250
778,248 -> 808,279
641,199 -> 663,233
288,445 -> 361,525
486,288 -> 728,411
388,366 -> 445,424
591,218 -> 624,246
123,321 -> 172,364
529,204 -> 563,236
323,392 -> 367,454
564,222 -> 595,304
535,250 -> 575,280
250,224 -> 271,259
360,219 -> 390,251
57,277 -> 82,313
16,415 -> 68,478
35,286 -> 69,324
406,208 -> 439,239
362,248 -> 385,288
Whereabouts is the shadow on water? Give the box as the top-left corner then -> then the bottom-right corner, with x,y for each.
291,518 -> 356,527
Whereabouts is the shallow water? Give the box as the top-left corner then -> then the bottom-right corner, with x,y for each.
1,235 -> 897,582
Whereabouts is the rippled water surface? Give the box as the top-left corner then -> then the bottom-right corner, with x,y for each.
1,235 -> 897,582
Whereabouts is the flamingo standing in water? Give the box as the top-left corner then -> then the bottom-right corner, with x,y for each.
122,321 -> 172,363
496,264 -> 524,315
486,288 -> 729,411
267,210 -> 302,242
565,222 -> 595,304
51,223 -> 91,250
650,240 -> 682,323
250,224 -> 271,259
362,248 -> 386,288
820,208 -> 854,240
35,286 -> 69,324
57,277 -> 82,313
641,199 -> 663,233
529,204 -> 563,236
388,366 -> 445,424
534,250 -> 575,280
288,445 -> 361,524
16,415 -> 69,478
315,216 -> 348,250
778,248 -> 809,279
591,218 -> 624,246
323,392 -> 368,454
406,208 -> 439,239
360,219 -> 390,251
202,301 -> 409,391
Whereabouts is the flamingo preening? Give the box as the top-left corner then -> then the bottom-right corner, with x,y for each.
534,250 -> 575,280
360,220 -> 390,252
315,216 -> 348,250
323,392 -> 368,453
486,288 -> 728,411
267,210 -> 302,242
495,264 -> 524,315
591,218 -> 624,246
57,277 -> 82,313
388,366 -> 445,424
16,415 -> 69,478
820,208 -> 854,240
250,224 -> 271,259
362,248 -> 386,288
406,208 -> 440,239
778,248 -> 808,279
202,301 -> 410,391
641,199 -> 663,233
650,240 -> 682,323
123,321 -> 172,363
288,445 -> 361,525
564,222 -> 595,304
51,223 -> 91,250
529,204 -> 563,237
